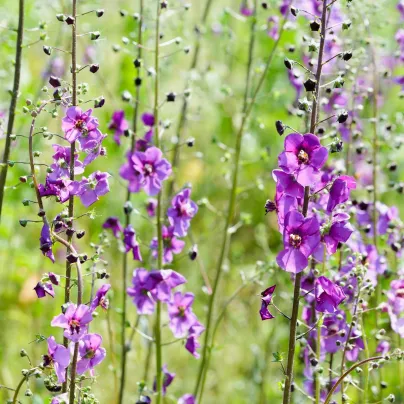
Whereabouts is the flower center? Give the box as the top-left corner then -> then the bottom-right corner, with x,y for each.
69,319 -> 81,334
144,163 -> 153,175
43,354 -> 53,367
84,349 -> 96,359
178,305 -> 186,317
396,288 -> 404,298
327,324 -> 339,336
100,296 -> 109,310
75,119 -> 85,129
298,149 -> 309,164
289,233 -> 302,248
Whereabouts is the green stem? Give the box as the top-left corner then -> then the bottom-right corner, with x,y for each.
361,316 -> 370,403
315,315 -> 322,404
0,0 -> 24,220
12,374 -> 28,404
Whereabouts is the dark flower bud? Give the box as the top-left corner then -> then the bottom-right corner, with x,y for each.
43,46 -> 52,56
89,64 -> 99,73
66,253 -> 78,264
391,243 -> 401,253
124,129 -> 131,138
122,91 -> 132,102
284,58 -> 293,70
261,2 -> 268,9
19,219 -> 28,227
49,76 -> 61,88
19,176 -> 27,183
310,20 -> 320,31
38,209 -> 46,217
265,199 -> 276,214
66,228 -> 75,237
90,31 -> 101,40
330,138 -> 343,153
342,51 -> 353,61
120,9 -> 128,17
290,6 -> 298,16
161,1 -> 168,9
396,183 -> 404,194
20,349 -> 28,357
94,96 -> 105,108
304,78 -> 317,92
96,9 -> 104,17
388,162 -> 397,171
76,230 -> 85,239
337,110 -> 349,123
189,245 -> 198,260
133,58 -> 142,68
387,394 -> 395,402
363,224 -> 372,234
135,78 -> 142,87
56,14 -> 66,22
166,92 -> 176,102
65,16 -> 75,25
187,138 -> 195,147
358,201 -> 369,210
275,120 -> 285,135
79,254 -> 88,264
310,358 -> 318,366
333,76 -> 345,88
380,381 -> 388,389
124,201 -> 133,215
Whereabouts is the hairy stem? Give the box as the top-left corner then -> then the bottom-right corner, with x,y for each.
0,0 -> 24,220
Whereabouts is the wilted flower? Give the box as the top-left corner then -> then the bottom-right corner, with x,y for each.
40,223 -> 55,263
154,365 -> 175,395
90,284 -> 111,312
260,285 -> 276,320
185,321 -> 204,358
146,198 -> 157,217
103,217 -> 123,238
123,224 -> 142,261
34,282 -> 55,298
178,394 -> 196,404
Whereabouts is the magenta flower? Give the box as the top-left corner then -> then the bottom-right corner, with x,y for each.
150,226 -> 185,264
120,147 -> 172,196
185,321 -> 205,359
127,268 -> 159,315
324,212 -> 354,254
260,285 -> 276,320
399,0 -> 404,19
167,188 -> 198,237
154,365 -> 175,395
43,336 -> 70,383
90,284 -> 111,312
326,175 -> 356,213
240,2 -> 253,16
76,333 -> 106,375
34,282 -> 55,298
148,269 -> 187,302
123,224 -> 142,261
146,198 -> 157,217
51,394 -> 68,404
267,16 -> 279,40
278,133 -> 328,187
62,106 -> 99,144
48,144 -> 84,183
377,340 -> 390,355
142,112 -> 155,127
168,292 -> 197,338
103,217 -> 123,238
276,211 -> 320,273
386,279 -> 404,337
109,110 -> 129,145
51,304 -> 93,342
40,223 -> 55,263
68,171 -> 110,207
178,395 -> 196,404
39,178 -> 70,203
315,276 -> 346,313
272,169 -> 305,199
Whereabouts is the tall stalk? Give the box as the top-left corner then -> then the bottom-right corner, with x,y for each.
194,3 -> 290,400
153,1 -> 163,402
118,2 -> 143,402
168,0 -> 213,196
62,0 -> 78,395
283,2 -> 329,403
0,0 -> 25,220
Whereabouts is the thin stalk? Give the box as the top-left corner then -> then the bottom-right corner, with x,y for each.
118,2 -> 143,403
12,375 -> 27,404
153,2 -> 163,403
315,315 -> 322,404
323,356 -> 383,404
194,5 -> 291,400
283,2 -> 329,402
361,316 -> 370,403
328,353 -> 333,393
168,0 -> 214,195
0,0 -> 24,220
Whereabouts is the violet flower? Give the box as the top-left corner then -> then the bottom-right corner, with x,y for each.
51,303 -> 93,342
123,224 -> 142,261
127,268 -> 158,315
167,188 -> 198,237
142,112 -> 155,127
260,285 -> 276,320
321,312 -> 348,354
386,279 -> 404,337
267,16 -> 279,40
44,336 -> 70,383
315,276 -> 346,313
68,171 -> 110,207
272,169 -> 305,199
51,394 -> 68,404
90,284 -> 111,312
103,217 -> 123,238
40,223 -> 55,263
323,212 -> 354,254
154,365 -> 175,395
76,333 -> 106,375
150,225 -> 185,264
146,198 -> 157,217
326,175 -> 356,213
345,330 -> 364,362
62,106 -> 99,144
148,269 -> 187,302
109,110 -> 129,145
167,292 -> 198,338
48,144 -> 84,183
278,133 -> 328,187
377,340 -> 390,355
178,395 -> 196,404
34,282 -> 55,298
276,211 -> 320,273
185,321 -> 205,359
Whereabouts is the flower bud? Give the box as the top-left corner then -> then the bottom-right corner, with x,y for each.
90,64 -> 100,73
90,31 -> 101,40
65,16 -> 75,25
43,46 -> 52,56
96,9 -> 104,17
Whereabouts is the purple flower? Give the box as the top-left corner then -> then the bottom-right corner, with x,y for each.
90,284 -> 111,312
39,178 -> 70,203
278,133 -> 328,187
154,365 -> 175,395
167,188 -> 198,237
142,112 -> 155,127
48,272 -> 60,285
178,395 -> 196,404
51,304 -> 93,342
123,225 -> 142,261
267,16 -> 279,40
68,171 -> 110,207
259,285 -> 276,320
109,110 -> 129,145
148,269 -> 187,302
240,3 -> 253,16
62,107 -> 99,144
185,321 -> 205,359
276,211 -> 320,273
146,198 -> 157,217
40,223 -> 55,263
150,226 -> 185,264
120,147 -> 172,196
51,394 -> 68,404
103,217 -> 123,238
323,212 -> 354,254
44,336 -> 70,383
326,175 -> 356,213
127,268 -> 158,315
322,312 -> 348,354
345,329 -> 364,362
272,170 -> 304,199
398,0 -> 404,19
387,279 -> 404,337
48,144 -> 84,183
76,333 -> 106,375
315,276 -> 346,313
168,292 -> 197,338
377,340 -> 390,355
34,282 -> 55,298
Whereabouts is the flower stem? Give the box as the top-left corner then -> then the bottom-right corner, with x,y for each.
0,0 -> 24,220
